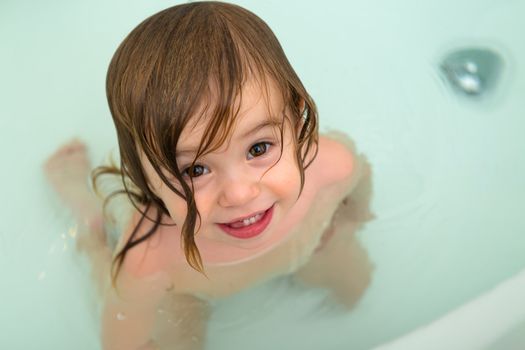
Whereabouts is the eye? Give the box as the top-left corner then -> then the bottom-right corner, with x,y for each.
182,164 -> 209,178
247,142 -> 273,160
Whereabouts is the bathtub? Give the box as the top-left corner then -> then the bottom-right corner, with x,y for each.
375,268 -> 525,349
1,0 -> 523,349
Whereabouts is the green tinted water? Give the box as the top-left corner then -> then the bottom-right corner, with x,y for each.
1,0 -> 524,349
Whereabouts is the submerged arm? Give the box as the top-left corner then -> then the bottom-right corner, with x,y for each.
100,269 -> 171,350
100,270 -> 210,350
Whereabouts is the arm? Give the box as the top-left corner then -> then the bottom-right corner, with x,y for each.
99,206 -> 210,350
152,293 -> 211,350
293,132 -> 375,309
100,268 -> 171,350
100,265 -> 211,350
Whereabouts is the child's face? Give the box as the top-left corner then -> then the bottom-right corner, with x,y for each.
142,78 -> 302,253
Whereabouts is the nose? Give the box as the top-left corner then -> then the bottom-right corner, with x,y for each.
218,173 -> 261,208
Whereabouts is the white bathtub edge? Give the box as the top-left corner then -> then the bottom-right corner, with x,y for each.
373,267 -> 525,350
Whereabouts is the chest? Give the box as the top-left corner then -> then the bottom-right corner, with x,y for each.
170,177 -> 353,299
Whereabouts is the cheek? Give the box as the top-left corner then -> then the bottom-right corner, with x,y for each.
160,190 -> 189,225
269,160 -> 302,199
193,190 -> 219,225
163,188 -> 216,226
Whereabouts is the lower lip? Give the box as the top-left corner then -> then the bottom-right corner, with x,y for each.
217,205 -> 274,239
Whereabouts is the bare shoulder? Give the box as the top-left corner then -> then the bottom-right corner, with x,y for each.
116,204 -> 180,284
102,212 -> 175,350
311,130 -> 369,189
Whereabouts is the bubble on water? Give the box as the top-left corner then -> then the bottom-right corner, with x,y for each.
68,226 -> 77,238
48,244 -> 56,255
38,271 -> 46,281
116,312 -> 126,321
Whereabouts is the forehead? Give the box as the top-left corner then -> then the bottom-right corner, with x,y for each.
179,77 -> 284,147
138,77 -> 288,187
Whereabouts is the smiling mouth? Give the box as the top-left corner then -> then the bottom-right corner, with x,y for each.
217,205 -> 274,239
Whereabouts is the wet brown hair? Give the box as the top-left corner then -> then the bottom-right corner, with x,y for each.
93,1 -> 319,287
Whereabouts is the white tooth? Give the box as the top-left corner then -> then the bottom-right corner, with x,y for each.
236,212 -> 264,227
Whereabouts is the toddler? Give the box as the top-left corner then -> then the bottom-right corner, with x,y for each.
44,2 -> 375,349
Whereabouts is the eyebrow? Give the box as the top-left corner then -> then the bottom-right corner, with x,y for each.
241,117 -> 282,138
177,117 -> 282,156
